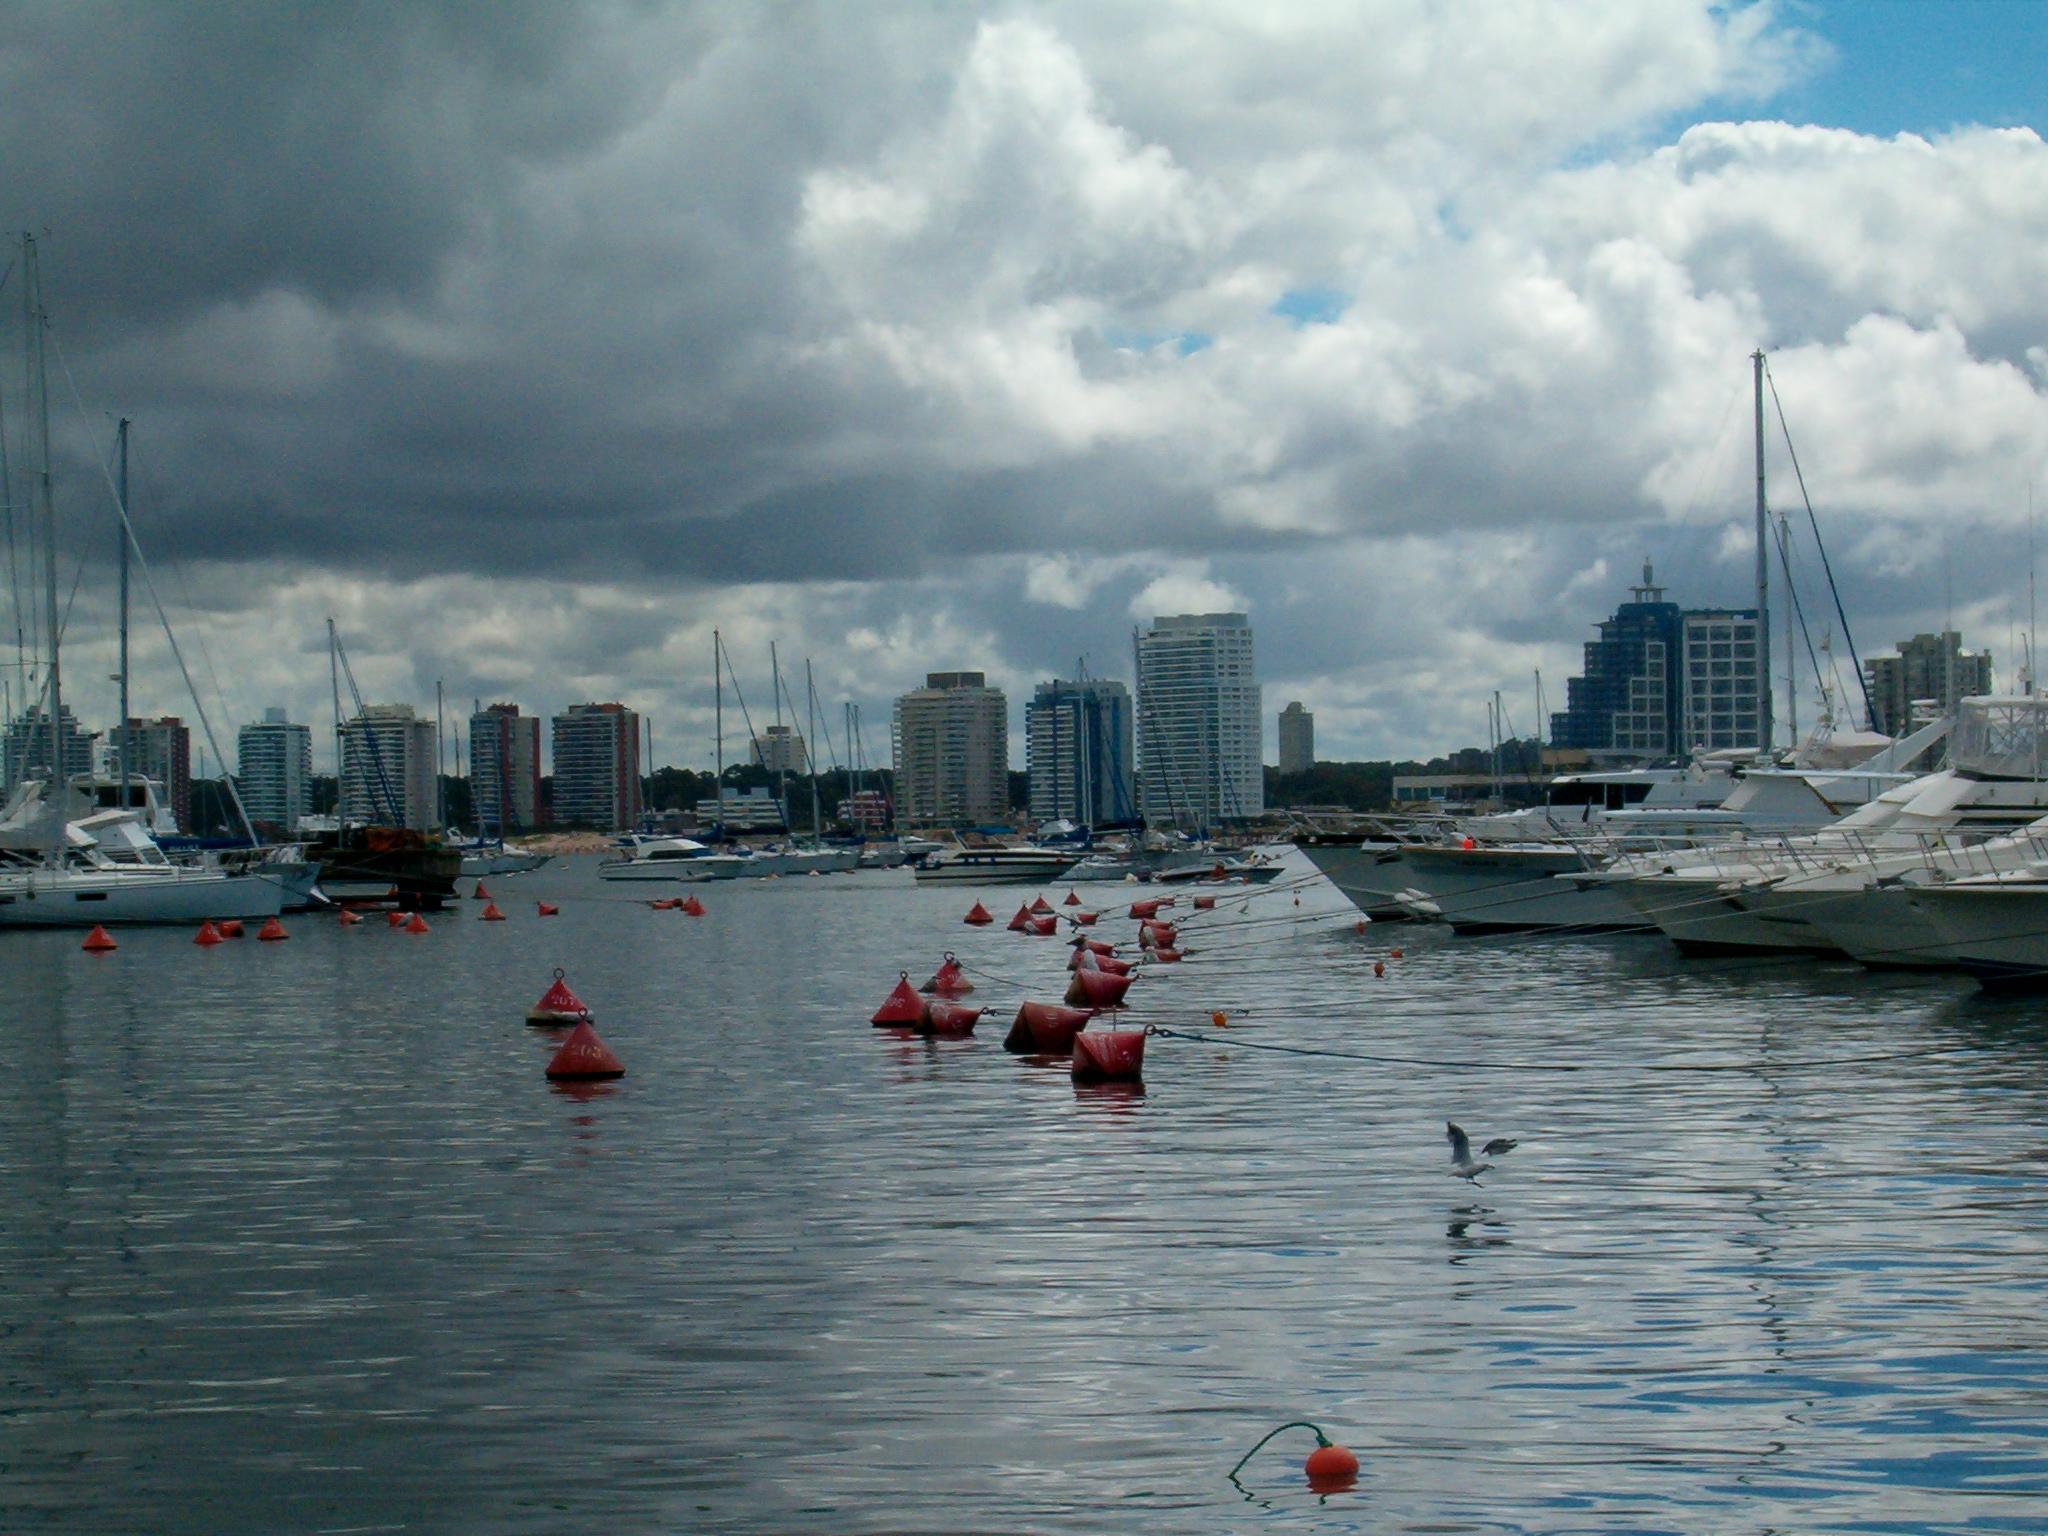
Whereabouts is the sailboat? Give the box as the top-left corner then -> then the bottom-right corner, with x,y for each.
0,234 -> 281,924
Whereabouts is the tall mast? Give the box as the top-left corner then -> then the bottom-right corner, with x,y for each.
116,416 -> 131,813
25,235 -> 63,835
770,640 -> 785,830
327,617 -> 343,815
804,658 -> 821,840
435,678 -> 445,831
712,628 -> 723,837
1753,348 -> 1773,754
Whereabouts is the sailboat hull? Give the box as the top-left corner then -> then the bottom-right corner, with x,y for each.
0,867 -> 284,925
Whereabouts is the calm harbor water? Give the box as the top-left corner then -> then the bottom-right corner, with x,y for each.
3,851 -> 2046,1534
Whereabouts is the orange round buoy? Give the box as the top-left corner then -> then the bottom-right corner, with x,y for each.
545,1019 -> 625,1080
537,902 -> 559,916
217,919 -> 245,938
1304,1441 -> 1360,1489
963,900 -> 994,925
871,972 -> 926,1026
82,923 -> 117,953
256,917 -> 288,941
194,920 -> 224,946
337,908 -> 362,926
1390,948 -> 1404,959
527,968 -> 590,1025
481,902 -> 506,922
1071,1026 -> 1144,1082
1210,1010 -> 1228,1028
1063,889 -> 1081,906
1460,836 -> 1475,851
680,895 -> 705,917
473,881 -> 492,901
1373,960 -> 1385,978
404,913 -> 430,935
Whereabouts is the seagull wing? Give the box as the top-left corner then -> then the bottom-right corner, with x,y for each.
1446,1122 -> 1472,1165
1480,1137 -> 1518,1158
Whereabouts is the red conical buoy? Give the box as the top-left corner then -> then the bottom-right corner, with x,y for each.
1065,968 -> 1133,1009
194,920 -> 223,946
481,902 -> 507,922
217,919 -> 245,938
1007,903 -> 1033,932
545,1018 -> 625,1080
386,910 -> 407,927
917,999 -> 983,1037
473,881 -> 492,901
1027,913 -> 1059,936
1063,889 -> 1081,906
1030,895 -> 1053,914
1071,1027 -> 1144,1082
1129,899 -> 1162,920
527,968 -> 589,1025
537,902 -> 559,916
1071,909 -> 1098,926
82,924 -> 117,952
257,917 -> 288,941
680,895 -> 705,916
337,908 -> 361,926
870,972 -> 926,1026
963,900 -> 994,925
1004,1000 -> 1091,1054
404,912 -> 430,934
921,953 -> 973,996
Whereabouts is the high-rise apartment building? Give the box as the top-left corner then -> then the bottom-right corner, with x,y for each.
469,703 -> 542,832
751,724 -> 808,776
1551,565 -> 1763,760
1135,613 -> 1263,825
123,715 -> 193,831
551,702 -> 641,830
1864,632 -> 1994,736
892,671 -> 1008,825
237,707 -> 313,835
1025,678 -> 1133,825
1277,701 -> 1314,774
2,704 -> 94,798
340,704 -> 438,830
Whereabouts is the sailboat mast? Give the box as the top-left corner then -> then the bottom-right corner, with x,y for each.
771,640 -> 786,830
116,416 -> 131,815
712,627 -> 723,837
25,235 -> 63,823
1753,348 -> 1773,754
805,659 -> 821,840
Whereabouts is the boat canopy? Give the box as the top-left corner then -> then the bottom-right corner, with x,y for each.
1950,696 -> 2048,780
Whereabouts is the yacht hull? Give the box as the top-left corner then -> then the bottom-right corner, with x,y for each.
1400,845 -> 1649,933
0,867 -> 284,925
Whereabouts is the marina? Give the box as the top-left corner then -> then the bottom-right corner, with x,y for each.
5,851 -> 2046,1532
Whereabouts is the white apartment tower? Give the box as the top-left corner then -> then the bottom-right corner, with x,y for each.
339,703 -> 438,830
1026,678 -> 1134,826
237,707 -> 313,834
1135,613 -> 1262,825
892,671 -> 1008,825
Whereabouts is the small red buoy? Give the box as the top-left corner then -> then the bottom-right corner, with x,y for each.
1026,913 -> 1058,936
217,919 -> 245,938
963,900 -> 994,925
386,910 -> 407,927
871,972 -> 926,1026
1210,1010 -> 1228,1028
1007,903 -> 1033,932
1063,889 -> 1081,906
473,881 -> 492,901
1304,1441 -> 1361,1490
481,902 -> 506,921
1390,948 -> 1404,959
922,953 -> 973,996
1354,919 -> 1366,934
1151,946 -> 1183,963
1460,836 -> 1476,851
917,999 -> 983,1037
680,895 -> 705,916
545,1018 -> 625,1080
1071,1027 -> 1144,1082
1373,960 -> 1385,978
527,968 -> 589,1025
1193,895 -> 1216,910
82,924 -> 117,953
1140,921 -> 1178,948
1071,909 -> 1098,926
257,917 -> 289,941
537,902 -> 559,916
1004,1001 -> 1091,1054
648,897 -> 678,910
1030,895 -> 1053,914
1129,899 -> 1163,920
1065,968 -> 1133,1009
194,920 -> 224,946
337,908 -> 362,926
404,912 -> 430,935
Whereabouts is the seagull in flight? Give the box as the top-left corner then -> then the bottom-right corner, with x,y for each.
1447,1121 -> 1517,1184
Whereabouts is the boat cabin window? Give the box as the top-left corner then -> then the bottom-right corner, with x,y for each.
1546,782 -> 1655,810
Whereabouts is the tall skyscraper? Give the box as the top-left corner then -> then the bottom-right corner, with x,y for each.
551,702 -> 641,830
2,704 -> 94,798
237,707 -> 313,834
751,724 -> 808,776
1551,564 -> 1763,760
124,715 -> 193,831
1135,613 -> 1262,825
1026,677 -> 1133,826
892,671 -> 1008,825
1864,632 -> 1994,735
469,703 -> 542,831
1277,701 -> 1315,774
340,704 -> 438,830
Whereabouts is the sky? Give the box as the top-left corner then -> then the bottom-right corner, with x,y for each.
3,0 -> 2046,776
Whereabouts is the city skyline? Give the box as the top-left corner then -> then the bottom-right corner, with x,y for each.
1,4 -> 2041,772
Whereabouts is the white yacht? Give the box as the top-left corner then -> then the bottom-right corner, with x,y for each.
598,835 -> 856,882
910,845 -> 1080,884
1904,867 -> 2048,987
